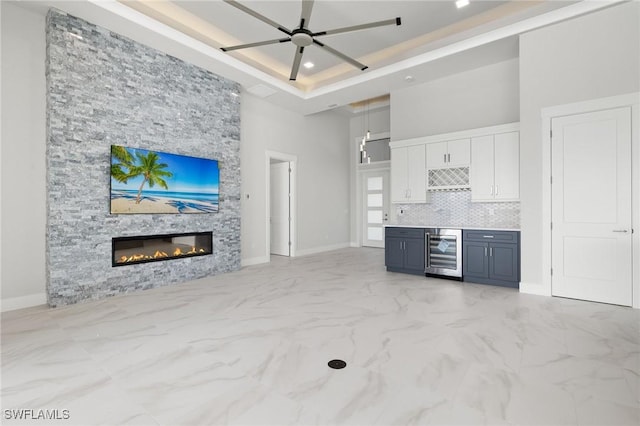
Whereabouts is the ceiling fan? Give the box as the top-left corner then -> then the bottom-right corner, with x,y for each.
220,0 -> 402,81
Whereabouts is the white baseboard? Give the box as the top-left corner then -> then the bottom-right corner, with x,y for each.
295,243 -> 351,257
1,293 -> 47,312
350,242 -> 360,248
519,282 -> 552,297
241,256 -> 270,267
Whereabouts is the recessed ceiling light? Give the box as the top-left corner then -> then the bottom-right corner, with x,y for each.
303,61 -> 315,69
404,75 -> 415,83
456,0 -> 470,9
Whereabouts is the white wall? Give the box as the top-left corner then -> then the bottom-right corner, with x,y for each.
0,2 -> 47,310
519,1 -> 640,295
240,94 -> 351,265
390,59 -> 519,140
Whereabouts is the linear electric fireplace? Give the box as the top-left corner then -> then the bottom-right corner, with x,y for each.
112,232 -> 213,267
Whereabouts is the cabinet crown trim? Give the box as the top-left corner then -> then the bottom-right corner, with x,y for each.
390,122 -> 520,149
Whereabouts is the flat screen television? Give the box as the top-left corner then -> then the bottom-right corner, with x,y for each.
110,145 -> 219,214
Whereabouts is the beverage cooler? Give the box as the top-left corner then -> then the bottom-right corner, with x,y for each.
424,228 -> 462,278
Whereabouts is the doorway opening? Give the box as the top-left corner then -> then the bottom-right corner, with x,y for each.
266,151 -> 296,258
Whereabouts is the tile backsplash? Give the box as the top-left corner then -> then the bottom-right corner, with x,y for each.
394,191 -> 520,229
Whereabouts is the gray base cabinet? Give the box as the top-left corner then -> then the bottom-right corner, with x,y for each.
462,230 -> 520,288
385,227 -> 425,275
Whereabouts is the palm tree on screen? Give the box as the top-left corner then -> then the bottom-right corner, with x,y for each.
128,151 -> 173,204
111,145 -> 134,183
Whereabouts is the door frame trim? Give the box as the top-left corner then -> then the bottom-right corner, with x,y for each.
266,151 -> 297,258
353,131 -> 390,248
540,92 -> 640,308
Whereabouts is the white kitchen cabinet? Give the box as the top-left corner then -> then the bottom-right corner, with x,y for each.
426,138 -> 470,169
391,144 -> 427,203
494,132 -> 519,200
470,135 -> 494,200
426,142 -> 447,169
471,131 -> 519,201
391,147 -> 408,203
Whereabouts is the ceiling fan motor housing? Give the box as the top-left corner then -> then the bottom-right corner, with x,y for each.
291,29 -> 314,47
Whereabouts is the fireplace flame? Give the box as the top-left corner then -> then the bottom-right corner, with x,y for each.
116,247 -> 207,264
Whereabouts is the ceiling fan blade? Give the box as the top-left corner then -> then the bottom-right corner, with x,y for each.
312,40 -> 368,71
299,0 -> 315,29
221,37 -> 291,52
223,0 -> 292,36
289,46 -> 305,81
312,17 -> 401,37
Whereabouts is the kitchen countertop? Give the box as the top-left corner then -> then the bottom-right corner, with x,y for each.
384,224 -> 520,232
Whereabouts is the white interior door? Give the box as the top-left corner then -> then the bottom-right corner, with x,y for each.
270,162 -> 290,256
551,107 -> 633,306
363,171 -> 389,248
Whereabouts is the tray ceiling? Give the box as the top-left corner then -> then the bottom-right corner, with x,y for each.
12,0 -> 618,114
122,0 -> 559,91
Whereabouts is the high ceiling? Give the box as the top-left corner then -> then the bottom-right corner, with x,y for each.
13,1 -> 619,114
124,0 -> 520,89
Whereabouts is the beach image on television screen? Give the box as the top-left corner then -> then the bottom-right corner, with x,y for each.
110,145 -> 219,214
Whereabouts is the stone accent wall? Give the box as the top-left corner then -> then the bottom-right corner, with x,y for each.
45,10 -> 241,306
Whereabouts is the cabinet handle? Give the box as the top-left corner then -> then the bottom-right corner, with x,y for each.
443,153 -> 446,163
613,229 -> 629,233
490,185 -> 493,195
490,247 -> 493,257
448,153 -> 451,163
495,185 -> 499,196
484,247 -> 487,257
483,235 -> 494,238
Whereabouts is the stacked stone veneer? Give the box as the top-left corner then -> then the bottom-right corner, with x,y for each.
46,10 -> 241,306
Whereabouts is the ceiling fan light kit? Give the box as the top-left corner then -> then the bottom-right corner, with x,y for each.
220,0 -> 402,81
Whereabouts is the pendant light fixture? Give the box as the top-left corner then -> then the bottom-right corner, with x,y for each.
360,99 -> 373,164
366,101 -> 371,140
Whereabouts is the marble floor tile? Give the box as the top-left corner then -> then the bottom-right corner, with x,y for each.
1,247 -> 639,425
